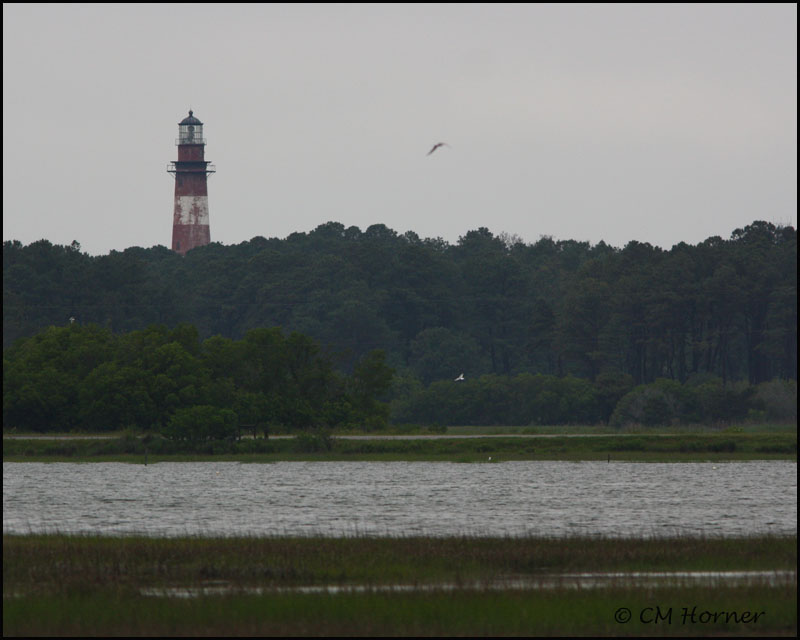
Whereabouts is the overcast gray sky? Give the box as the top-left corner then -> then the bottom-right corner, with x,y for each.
3,3 -> 797,256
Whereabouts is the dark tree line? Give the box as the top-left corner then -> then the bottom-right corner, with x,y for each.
4,220 -> 795,388
3,323 -> 393,435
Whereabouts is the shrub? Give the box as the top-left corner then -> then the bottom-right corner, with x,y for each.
611,383 -> 680,427
754,379 -> 797,422
292,431 -> 333,453
164,405 -> 238,441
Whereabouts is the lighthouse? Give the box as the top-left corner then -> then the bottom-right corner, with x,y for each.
168,110 -> 215,255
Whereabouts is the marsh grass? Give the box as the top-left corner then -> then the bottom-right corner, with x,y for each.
3,431 -> 796,462
5,585 -> 797,637
4,533 -> 795,590
3,534 -> 796,636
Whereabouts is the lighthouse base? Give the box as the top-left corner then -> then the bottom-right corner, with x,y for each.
172,224 -> 210,255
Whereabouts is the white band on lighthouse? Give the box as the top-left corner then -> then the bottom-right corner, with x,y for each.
173,195 -> 210,226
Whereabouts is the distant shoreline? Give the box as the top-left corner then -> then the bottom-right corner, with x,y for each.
3,429 -> 796,463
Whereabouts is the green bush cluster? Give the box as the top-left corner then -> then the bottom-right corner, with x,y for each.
609,378 -> 795,427
391,373 -> 602,426
3,324 -> 795,434
3,323 -> 394,438
391,373 -> 796,427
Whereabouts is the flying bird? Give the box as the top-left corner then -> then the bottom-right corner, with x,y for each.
427,142 -> 450,156
454,373 -> 465,381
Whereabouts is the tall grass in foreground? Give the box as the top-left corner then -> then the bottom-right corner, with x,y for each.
5,585 -> 796,636
5,534 -> 796,636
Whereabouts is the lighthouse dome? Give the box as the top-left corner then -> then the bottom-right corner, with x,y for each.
179,110 -> 203,126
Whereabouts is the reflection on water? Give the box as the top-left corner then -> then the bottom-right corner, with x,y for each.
3,461 -> 796,538
138,570 -> 798,598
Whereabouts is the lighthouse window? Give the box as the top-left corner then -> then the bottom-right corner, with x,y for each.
179,124 -> 204,143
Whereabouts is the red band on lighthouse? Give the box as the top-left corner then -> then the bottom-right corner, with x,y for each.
168,110 -> 215,255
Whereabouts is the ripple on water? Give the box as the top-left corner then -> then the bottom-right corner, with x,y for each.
3,460 -> 797,538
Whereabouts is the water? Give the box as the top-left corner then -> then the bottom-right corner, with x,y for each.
139,570 -> 798,598
3,461 -> 796,538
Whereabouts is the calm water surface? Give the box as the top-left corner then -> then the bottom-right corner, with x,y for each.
3,461 -> 796,538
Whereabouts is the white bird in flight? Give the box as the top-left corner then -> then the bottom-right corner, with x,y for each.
427,142 -> 450,156
454,373 -> 465,381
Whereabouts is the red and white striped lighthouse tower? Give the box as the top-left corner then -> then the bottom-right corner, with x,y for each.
168,110 -> 216,255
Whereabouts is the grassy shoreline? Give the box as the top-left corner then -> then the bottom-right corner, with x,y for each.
4,533 -> 796,636
3,430 -> 796,462
5,533 -> 796,581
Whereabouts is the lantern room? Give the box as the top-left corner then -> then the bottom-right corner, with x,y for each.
177,110 -> 205,145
